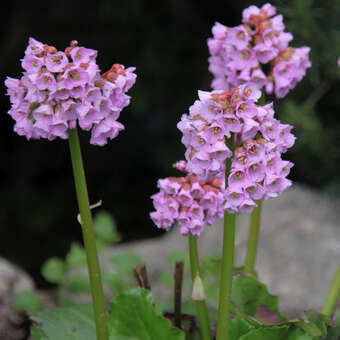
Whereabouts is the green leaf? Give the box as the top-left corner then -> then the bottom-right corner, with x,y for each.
323,309 -> 340,339
334,309 -> 340,325
93,210 -> 121,244
287,328 -> 314,340
294,319 -> 323,338
239,325 -> 290,340
30,326 -> 48,340
12,290 -> 43,313
58,296 -> 76,307
96,239 -> 108,252
200,256 -> 222,304
66,243 -> 87,268
110,253 -> 143,274
102,272 -> 125,292
229,317 -> 256,340
109,287 -> 185,340
66,273 -> 90,293
322,325 -> 340,339
41,257 -> 66,284
232,275 -> 281,318
303,311 -> 330,336
31,304 -> 95,340
168,251 -> 190,270
201,256 -> 221,281
158,272 -> 174,290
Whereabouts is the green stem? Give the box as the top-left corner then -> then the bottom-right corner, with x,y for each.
216,212 -> 236,340
244,200 -> 263,275
188,234 -> 212,340
215,137 -> 236,340
68,128 -> 109,340
322,265 -> 340,316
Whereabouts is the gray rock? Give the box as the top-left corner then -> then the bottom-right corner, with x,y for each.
99,185 -> 340,316
0,258 -> 35,300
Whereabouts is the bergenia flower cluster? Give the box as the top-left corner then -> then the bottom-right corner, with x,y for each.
5,38 -> 136,145
225,138 -> 293,213
150,162 -> 225,236
208,3 -> 311,98
177,84 -> 295,181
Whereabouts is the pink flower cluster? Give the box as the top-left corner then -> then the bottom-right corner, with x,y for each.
208,3 -> 311,98
5,38 -> 136,145
177,84 -> 295,181
150,163 -> 225,236
225,138 -> 293,213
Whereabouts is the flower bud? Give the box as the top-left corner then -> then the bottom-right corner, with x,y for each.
192,275 -> 205,301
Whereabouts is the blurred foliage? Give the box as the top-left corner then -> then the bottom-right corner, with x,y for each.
274,0 -> 340,196
12,290 -> 42,314
1,0 -> 340,285
39,210 -> 130,303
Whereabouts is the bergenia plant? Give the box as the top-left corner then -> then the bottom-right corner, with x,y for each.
5,37 -> 136,340
5,3 -> 340,340
148,3 -> 340,340
152,83 -> 294,340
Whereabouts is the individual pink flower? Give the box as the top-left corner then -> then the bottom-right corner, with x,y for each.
45,52 -> 68,72
69,46 -> 97,65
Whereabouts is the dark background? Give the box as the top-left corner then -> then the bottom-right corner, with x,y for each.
1,0 -> 340,286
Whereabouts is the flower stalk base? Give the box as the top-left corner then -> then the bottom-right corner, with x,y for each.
216,212 -> 236,340
322,264 -> 340,316
244,200 -> 263,275
188,234 -> 212,340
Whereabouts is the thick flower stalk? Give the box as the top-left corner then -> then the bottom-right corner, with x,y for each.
208,3 -> 311,98
319,58 -> 340,317
150,161 -> 225,236
5,38 -> 136,145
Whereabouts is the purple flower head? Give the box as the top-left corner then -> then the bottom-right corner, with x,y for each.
5,38 -> 136,145
178,84 -> 294,181
150,170 -> 225,236
208,3 -> 311,99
